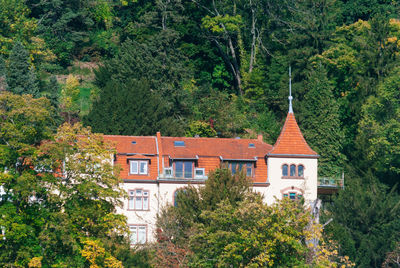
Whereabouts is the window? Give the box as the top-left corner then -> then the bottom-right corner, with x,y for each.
128,189 -> 149,210
290,164 -> 296,176
229,162 -> 253,177
282,164 -> 305,178
174,141 -> 185,147
298,165 -> 304,177
194,168 -> 206,178
174,161 -> 193,178
129,225 -> 147,245
282,164 -> 288,176
283,192 -> 303,201
129,160 -> 148,175
174,189 -> 186,207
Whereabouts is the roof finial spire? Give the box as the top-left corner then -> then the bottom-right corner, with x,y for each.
289,66 -> 293,113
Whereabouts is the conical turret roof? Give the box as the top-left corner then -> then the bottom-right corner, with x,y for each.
267,112 -> 319,158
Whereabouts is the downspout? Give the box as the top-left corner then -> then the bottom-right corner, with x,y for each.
156,132 -> 163,214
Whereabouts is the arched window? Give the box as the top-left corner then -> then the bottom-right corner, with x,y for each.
174,189 -> 186,207
290,164 -> 296,176
298,165 -> 304,177
282,164 -> 288,176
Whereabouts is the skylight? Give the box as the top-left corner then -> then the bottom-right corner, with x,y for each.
174,141 -> 185,147
131,141 -> 136,145
248,143 -> 255,148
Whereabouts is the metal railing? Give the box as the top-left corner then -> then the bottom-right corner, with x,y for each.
318,176 -> 344,188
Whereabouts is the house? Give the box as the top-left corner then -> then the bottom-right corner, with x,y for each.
104,104 -> 319,245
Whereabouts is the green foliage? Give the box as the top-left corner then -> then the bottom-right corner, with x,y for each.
358,66 -> 400,185
202,14 -> 243,33
323,171 -> 400,267
300,65 -> 346,177
0,0 -> 36,55
189,198 -> 310,267
86,78 -> 183,136
185,120 -> 217,137
6,42 -> 39,97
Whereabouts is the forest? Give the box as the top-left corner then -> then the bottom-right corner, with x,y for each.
1,0 -> 400,267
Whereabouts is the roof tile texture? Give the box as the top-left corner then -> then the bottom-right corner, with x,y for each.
268,113 -> 318,157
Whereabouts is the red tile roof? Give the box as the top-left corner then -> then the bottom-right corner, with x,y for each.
160,137 -> 272,159
268,113 -> 319,157
103,135 -> 157,155
104,135 -> 272,159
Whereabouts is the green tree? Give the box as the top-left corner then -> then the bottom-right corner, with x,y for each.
300,65 -> 346,177
189,198 -> 310,267
185,120 -> 217,137
0,92 -> 54,266
35,123 -> 128,266
60,74 -> 80,123
6,42 -> 39,97
156,168 -> 352,267
357,66 -> 400,185
44,75 -> 60,109
324,170 -> 400,267
0,93 -> 128,266
86,78 -> 182,136
0,56 -> 6,91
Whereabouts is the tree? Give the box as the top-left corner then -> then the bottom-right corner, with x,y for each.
85,78 -> 183,136
35,123 -> 127,266
0,95 -> 128,266
155,168 -> 352,267
0,56 -> 6,91
357,66 -> 400,186
323,170 -> 400,267
60,74 -> 80,123
44,75 -> 60,109
92,33 -> 192,135
0,92 -> 54,266
185,120 -> 217,137
300,65 -> 346,177
6,42 -> 39,97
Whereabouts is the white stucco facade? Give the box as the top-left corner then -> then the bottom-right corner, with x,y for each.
118,155 -> 318,244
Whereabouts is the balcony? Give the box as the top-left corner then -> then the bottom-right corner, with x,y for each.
158,167 -> 208,181
318,176 -> 344,195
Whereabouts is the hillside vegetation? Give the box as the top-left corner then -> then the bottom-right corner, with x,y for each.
1,0 -> 400,267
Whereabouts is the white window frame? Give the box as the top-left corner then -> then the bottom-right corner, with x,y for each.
129,225 -> 147,245
194,168 -> 206,179
128,189 -> 149,210
129,160 -> 148,175
164,167 -> 173,178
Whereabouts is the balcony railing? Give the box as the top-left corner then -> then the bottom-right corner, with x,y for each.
318,176 -> 344,189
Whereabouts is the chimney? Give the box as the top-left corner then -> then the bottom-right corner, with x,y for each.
156,132 -> 164,173
257,134 -> 263,142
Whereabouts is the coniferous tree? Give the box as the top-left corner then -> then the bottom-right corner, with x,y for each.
85,78 -> 183,136
300,65 -> 346,177
323,170 -> 400,267
0,56 -> 6,91
6,42 -> 39,97
45,76 -> 60,108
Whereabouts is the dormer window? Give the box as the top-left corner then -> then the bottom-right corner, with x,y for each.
229,162 -> 253,177
130,160 -> 148,175
174,161 -> 193,178
282,164 -> 305,178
